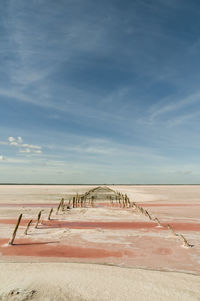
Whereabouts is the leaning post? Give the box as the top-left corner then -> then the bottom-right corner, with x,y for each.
35,211 -> 42,228
9,213 -> 23,245
48,208 -> 53,220
24,219 -> 33,235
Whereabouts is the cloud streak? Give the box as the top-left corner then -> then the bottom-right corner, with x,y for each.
149,91 -> 200,123
0,0 -> 200,183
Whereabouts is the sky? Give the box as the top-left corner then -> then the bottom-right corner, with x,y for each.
0,0 -> 200,184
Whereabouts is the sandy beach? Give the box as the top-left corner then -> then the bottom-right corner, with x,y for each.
0,185 -> 200,300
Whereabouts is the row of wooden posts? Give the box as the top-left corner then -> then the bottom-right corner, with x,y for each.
9,210 -> 44,245
8,186 -> 192,248
8,187 -> 100,245
109,189 -> 192,248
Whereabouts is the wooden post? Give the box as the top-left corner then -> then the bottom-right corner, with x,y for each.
24,219 -> 32,235
56,199 -> 62,214
137,207 -> 143,214
132,202 -> 136,209
167,224 -> 177,236
125,194 -> 128,207
145,210 -> 152,220
81,197 -> 83,208
35,211 -> 42,228
140,207 -> 145,214
154,217 -> 162,227
179,234 -> 192,248
61,198 -> 65,211
9,214 -> 22,245
48,208 -> 53,220
72,197 -> 75,208
91,196 -> 94,207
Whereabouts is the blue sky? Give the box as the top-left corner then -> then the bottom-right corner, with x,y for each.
0,0 -> 200,184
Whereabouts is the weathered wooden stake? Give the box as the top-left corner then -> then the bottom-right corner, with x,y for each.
35,211 -> 42,228
137,207 -> 143,214
61,198 -> 65,211
140,207 -> 145,214
154,217 -> 162,227
72,197 -> 75,208
9,213 -> 22,245
80,197 -> 84,208
56,199 -> 62,214
167,224 -> 177,236
145,210 -> 152,220
179,234 -> 192,248
132,202 -> 136,209
48,208 -> 53,220
24,219 -> 32,235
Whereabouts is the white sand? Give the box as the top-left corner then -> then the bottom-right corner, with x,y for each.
111,185 -> 200,203
0,262 -> 200,301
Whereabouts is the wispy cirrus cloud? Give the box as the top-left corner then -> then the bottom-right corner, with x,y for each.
148,90 -> 200,125
1,0 -> 200,183
167,110 -> 200,128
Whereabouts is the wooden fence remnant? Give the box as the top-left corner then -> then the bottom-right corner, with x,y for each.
24,219 -> 33,235
167,224 -> 177,236
56,199 -> 62,214
179,234 -> 192,248
48,208 -> 53,220
145,210 -> 152,220
154,217 -> 162,227
9,213 -> 23,245
35,211 -> 42,228
72,197 -> 75,208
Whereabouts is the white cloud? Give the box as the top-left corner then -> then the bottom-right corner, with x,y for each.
10,141 -> 19,146
0,155 -> 5,161
21,143 -> 41,150
19,148 -> 31,153
8,136 -> 23,146
6,136 -> 43,155
19,148 -> 43,154
33,150 -> 42,154
8,136 -> 15,142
